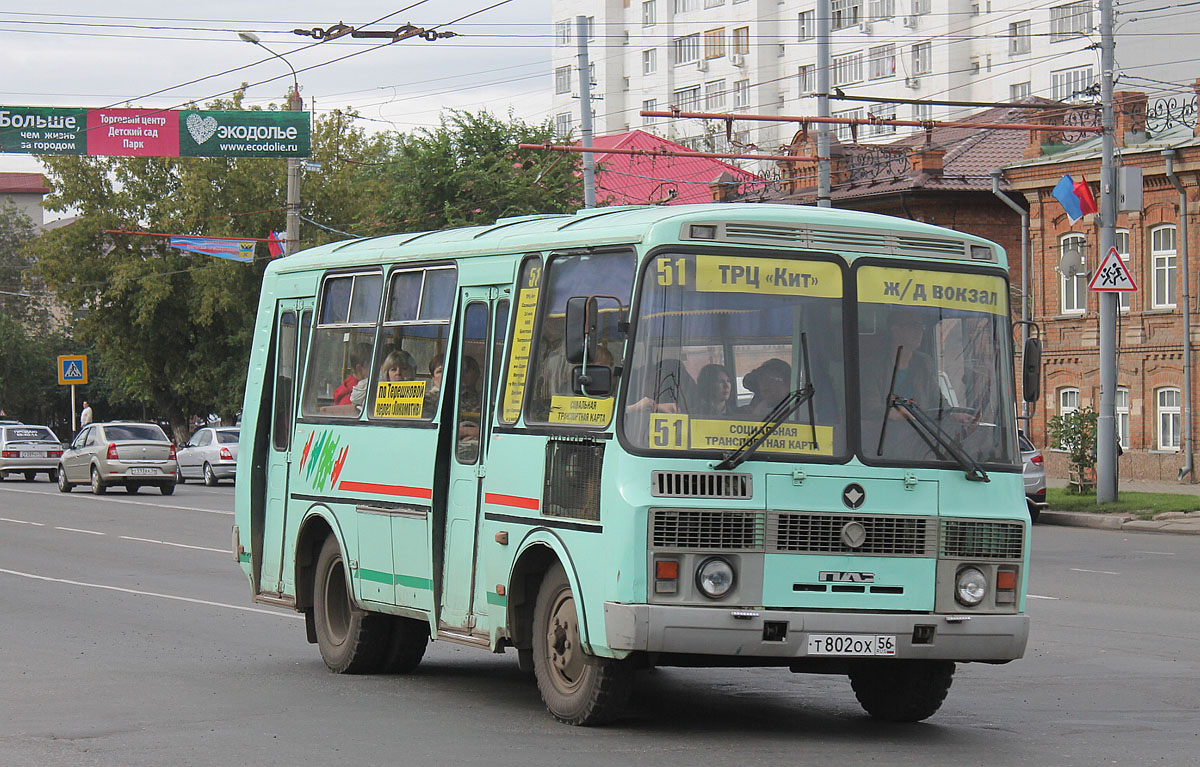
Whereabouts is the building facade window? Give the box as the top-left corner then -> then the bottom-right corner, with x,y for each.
832,0 -> 862,30
1157,387 -> 1181,450
868,44 -> 896,79
798,11 -> 815,40
869,0 -> 895,19
1116,229 -> 1132,311
733,78 -> 750,108
705,0 -> 726,8
555,20 -> 571,46
869,102 -> 897,134
643,0 -> 657,27
555,113 -> 573,138
1061,233 -> 1088,314
912,0 -> 931,14
1151,224 -> 1177,308
704,28 -> 726,59
1050,2 -> 1093,42
911,42 -> 932,75
833,51 -> 864,86
1051,65 -> 1095,101
554,65 -> 572,94
1059,387 -> 1080,417
705,79 -> 726,109
1116,386 -> 1130,449
1009,20 -> 1032,55
673,33 -> 701,65
912,102 -> 932,121
731,26 -> 750,55
1010,81 -> 1031,100
642,99 -> 658,125
797,65 -> 814,95
834,107 -> 864,142
674,0 -> 699,12
673,85 -> 701,110
643,49 -> 657,75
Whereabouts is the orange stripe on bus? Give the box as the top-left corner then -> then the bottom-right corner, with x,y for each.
484,493 -> 540,511
339,481 -> 433,499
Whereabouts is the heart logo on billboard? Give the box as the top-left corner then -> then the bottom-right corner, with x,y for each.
186,114 -> 218,145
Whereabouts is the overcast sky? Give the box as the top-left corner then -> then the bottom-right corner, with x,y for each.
0,1 -> 552,175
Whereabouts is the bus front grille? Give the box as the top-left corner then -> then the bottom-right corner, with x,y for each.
940,519 -> 1024,560
770,513 -> 936,556
651,509 -> 765,551
651,471 -> 752,499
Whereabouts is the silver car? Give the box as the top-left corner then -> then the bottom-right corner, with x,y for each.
176,426 -> 239,486
0,424 -> 64,482
57,421 -> 178,495
1019,431 -> 1047,523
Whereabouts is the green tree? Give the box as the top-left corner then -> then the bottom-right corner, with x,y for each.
361,110 -> 581,233
28,97 -> 383,442
1047,406 -> 1099,491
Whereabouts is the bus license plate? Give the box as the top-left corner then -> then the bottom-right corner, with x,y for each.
807,634 -> 896,656
128,467 -> 157,475
19,451 -> 45,458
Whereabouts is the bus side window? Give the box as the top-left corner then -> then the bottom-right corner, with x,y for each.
301,271 -> 382,419
272,310 -> 297,451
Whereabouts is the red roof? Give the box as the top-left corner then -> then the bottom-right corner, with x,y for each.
0,172 -> 50,196
587,130 -> 763,205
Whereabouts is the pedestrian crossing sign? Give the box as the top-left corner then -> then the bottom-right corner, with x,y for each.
1088,247 -> 1138,292
57,355 -> 88,385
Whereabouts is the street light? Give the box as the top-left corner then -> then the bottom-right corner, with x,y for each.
239,31 -> 302,256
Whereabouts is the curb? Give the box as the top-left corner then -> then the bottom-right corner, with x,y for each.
1039,510 -> 1200,535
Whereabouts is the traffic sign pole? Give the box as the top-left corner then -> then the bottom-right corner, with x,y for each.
71,384 -> 77,432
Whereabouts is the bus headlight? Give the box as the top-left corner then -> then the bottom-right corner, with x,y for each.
695,557 -> 735,599
955,567 -> 988,606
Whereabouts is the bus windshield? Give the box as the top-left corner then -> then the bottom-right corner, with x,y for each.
857,264 -> 1018,468
622,252 -> 848,460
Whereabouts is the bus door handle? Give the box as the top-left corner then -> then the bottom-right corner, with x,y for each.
475,464 -> 487,478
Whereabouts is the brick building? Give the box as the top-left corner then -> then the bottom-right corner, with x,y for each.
1001,84 -> 1200,481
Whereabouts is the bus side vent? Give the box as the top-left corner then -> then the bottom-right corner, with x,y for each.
808,230 -> 889,252
650,471 -> 752,499
651,509 -> 765,551
940,519 -> 1024,560
544,440 -> 604,522
894,236 -> 969,259
723,223 -> 807,244
770,513 -> 936,556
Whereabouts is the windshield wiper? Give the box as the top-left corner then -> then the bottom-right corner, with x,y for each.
715,335 -> 818,471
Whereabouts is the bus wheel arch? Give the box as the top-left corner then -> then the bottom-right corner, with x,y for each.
295,510 -> 337,644
506,541 -> 561,655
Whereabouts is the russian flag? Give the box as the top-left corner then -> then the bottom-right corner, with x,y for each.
1052,174 -> 1098,224
266,230 -> 285,258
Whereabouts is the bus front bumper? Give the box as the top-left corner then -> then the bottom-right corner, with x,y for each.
604,603 -> 1029,662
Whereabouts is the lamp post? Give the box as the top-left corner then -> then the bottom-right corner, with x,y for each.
240,32 -> 302,256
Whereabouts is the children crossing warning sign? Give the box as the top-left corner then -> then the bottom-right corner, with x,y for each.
1088,247 -> 1138,292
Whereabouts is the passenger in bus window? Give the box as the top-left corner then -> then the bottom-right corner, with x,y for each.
351,349 -> 415,410
694,364 -> 734,417
737,359 -> 791,420
333,343 -> 373,407
423,355 -> 444,418
865,309 -> 937,414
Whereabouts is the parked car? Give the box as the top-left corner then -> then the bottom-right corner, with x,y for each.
1019,431 -> 1047,523
57,421 -> 177,495
0,424 -> 64,481
176,426 -> 239,486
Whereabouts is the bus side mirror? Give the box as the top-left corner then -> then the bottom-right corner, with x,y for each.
572,365 -> 613,396
565,296 -> 598,365
1022,337 -> 1041,403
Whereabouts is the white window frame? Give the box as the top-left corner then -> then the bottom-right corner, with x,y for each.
704,78 -> 727,110
554,112 -> 572,138
673,33 -> 701,65
1009,20 -> 1032,56
832,0 -> 862,30
834,107 -> 864,142
1010,81 -> 1032,101
642,98 -> 658,125
797,66 -> 813,95
912,0 -> 931,14
912,102 -> 932,121
1152,225 -> 1178,309
869,102 -> 897,135
911,42 -> 932,75
1116,386 -> 1130,449
673,85 -> 702,110
1050,2 -> 1093,42
733,79 -> 750,108
1060,233 -> 1088,314
798,11 -> 815,41
869,0 -> 895,19
1051,65 -> 1095,102
1059,387 -> 1080,417
1157,387 -> 1181,450
643,0 -> 657,27
1116,229 -> 1132,312
868,44 -> 895,80
833,51 -> 864,87
642,49 -> 657,75
554,65 -> 572,95
555,20 -> 571,46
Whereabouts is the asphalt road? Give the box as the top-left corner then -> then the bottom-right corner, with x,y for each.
1,478 -> 1198,766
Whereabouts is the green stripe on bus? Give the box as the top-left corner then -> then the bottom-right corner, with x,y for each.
486,591 -> 507,607
395,573 -> 434,590
357,568 -> 393,585
355,569 -> 433,590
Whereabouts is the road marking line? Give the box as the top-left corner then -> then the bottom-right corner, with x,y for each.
55,526 -> 105,536
1070,568 -> 1120,575
1133,550 -> 1176,556
1028,594 -> 1059,600
120,535 -> 228,554
0,485 -> 232,515
0,517 -> 45,526
0,567 -> 301,620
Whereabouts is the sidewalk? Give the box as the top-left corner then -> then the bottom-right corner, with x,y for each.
1040,476 -> 1200,535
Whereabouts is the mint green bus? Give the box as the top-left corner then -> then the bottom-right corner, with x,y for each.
234,203 -> 1032,725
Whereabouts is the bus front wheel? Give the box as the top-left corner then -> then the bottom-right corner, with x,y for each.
313,536 -> 389,674
532,563 -> 632,725
848,660 -> 955,722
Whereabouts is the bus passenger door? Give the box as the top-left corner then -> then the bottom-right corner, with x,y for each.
260,299 -> 311,596
439,287 -> 507,638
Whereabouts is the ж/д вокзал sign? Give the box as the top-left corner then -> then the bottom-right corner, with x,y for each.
0,106 -> 310,158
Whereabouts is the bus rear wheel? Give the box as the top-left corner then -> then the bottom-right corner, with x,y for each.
532,563 -> 632,725
313,536 -> 389,674
381,616 -> 429,674
848,660 -> 955,722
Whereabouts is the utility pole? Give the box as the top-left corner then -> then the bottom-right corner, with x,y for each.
816,0 -> 832,207
286,86 -> 302,255
576,15 -> 596,208
1097,0 -> 1117,502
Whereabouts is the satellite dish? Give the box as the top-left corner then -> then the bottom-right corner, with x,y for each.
1058,245 -> 1086,278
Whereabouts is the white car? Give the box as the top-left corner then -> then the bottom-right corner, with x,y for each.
176,426 -> 239,486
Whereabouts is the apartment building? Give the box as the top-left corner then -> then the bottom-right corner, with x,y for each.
549,0 -> 1185,153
